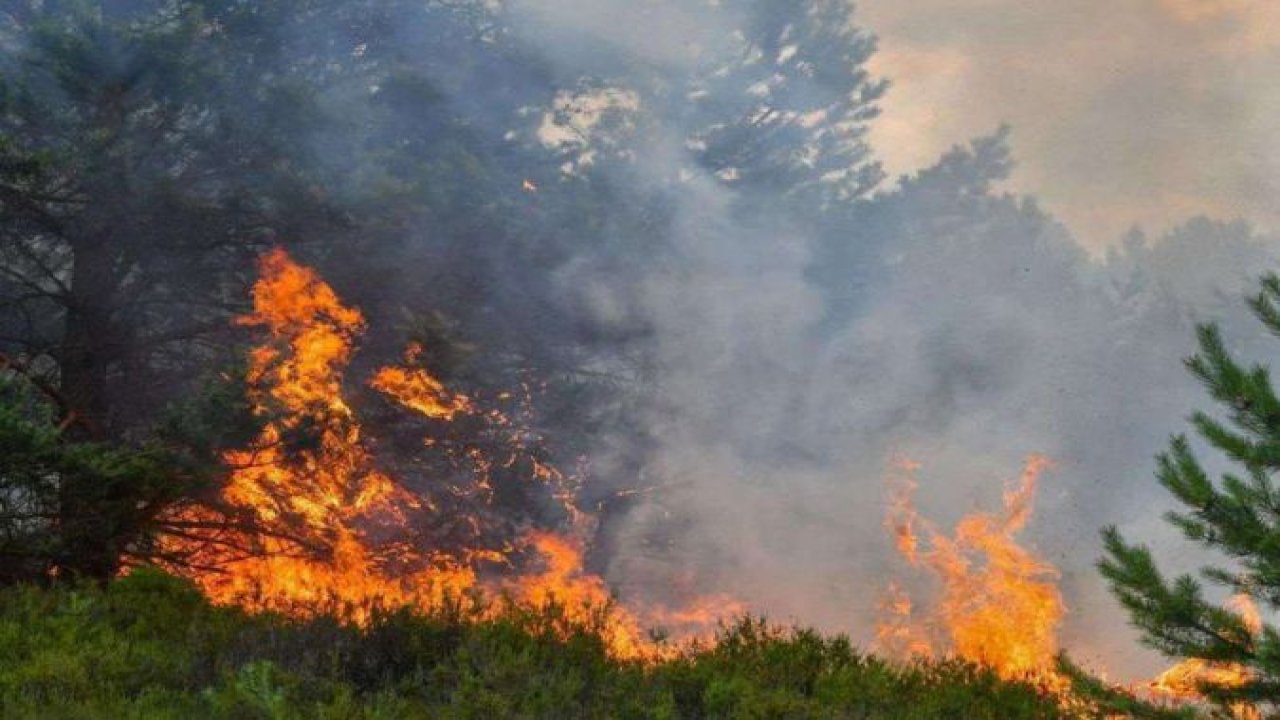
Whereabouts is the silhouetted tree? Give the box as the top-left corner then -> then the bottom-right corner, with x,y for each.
0,0 -> 354,580
0,1 -> 339,442
0,369 -> 260,583
686,0 -> 886,204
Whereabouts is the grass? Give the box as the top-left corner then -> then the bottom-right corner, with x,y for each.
0,569 -> 1089,719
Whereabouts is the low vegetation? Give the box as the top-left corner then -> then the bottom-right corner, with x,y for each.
0,569 -> 1074,719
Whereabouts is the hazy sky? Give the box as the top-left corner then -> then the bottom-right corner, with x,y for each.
859,0 -> 1280,248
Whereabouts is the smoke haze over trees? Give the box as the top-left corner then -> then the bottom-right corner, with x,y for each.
0,0 -> 1276,680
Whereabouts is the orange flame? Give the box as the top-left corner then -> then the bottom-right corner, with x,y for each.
874,580 -> 934,660
159,248 -> 735,660
505,531 -> 654,659
877,455 -> 1065,681
172,248 -> 478,615
370,343 -> 473,421
1147,594 -> 1261,720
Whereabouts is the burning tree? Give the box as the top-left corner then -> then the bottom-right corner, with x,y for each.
146,248 -> 735,660
1096,273 -> 1280,716
0,0 -> 593,587
0,0 -> 352,582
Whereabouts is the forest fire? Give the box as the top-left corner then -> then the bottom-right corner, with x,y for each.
5,1 -> 1277,715
145,246 -> 1251,702
163,248 -> 483,617
876,455 -> 1066,682
159,248 -> 730,660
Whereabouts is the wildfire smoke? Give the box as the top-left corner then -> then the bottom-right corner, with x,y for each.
148,247 -> 1254,713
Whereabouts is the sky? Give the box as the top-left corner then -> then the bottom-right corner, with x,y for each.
859,0 -> 1280,248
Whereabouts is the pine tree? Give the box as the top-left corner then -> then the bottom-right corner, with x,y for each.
686,0 -> 886,204
1098,272 -> 1280,711
0,371 -> 257,584
0,1 -> 343,443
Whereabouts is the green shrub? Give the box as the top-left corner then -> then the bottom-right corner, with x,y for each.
0,569 -> 1101,718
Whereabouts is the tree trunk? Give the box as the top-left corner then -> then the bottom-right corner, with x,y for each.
61,235 -> 116,441
57,234 -> 123,582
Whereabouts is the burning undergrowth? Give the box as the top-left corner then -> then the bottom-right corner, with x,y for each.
875,455 -> 1066,690
157,248 -> 737,660
1146,593 -> 1262,720
872,457 -> 1266,718
139,248 -> 1253,713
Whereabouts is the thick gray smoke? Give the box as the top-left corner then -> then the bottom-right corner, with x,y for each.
488,0 -> 1280,680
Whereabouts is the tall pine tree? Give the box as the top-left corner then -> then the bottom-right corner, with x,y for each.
1099,272 -> 1280,712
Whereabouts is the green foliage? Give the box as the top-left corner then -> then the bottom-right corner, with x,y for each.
659,619 -> 1066,719
0,374 -> 252,583
0,569 -> 1080,719
1094,272 -> 1280,713
1056,655 -> 1197,720
0,379 -> 210,582
0,0 -> 341,442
